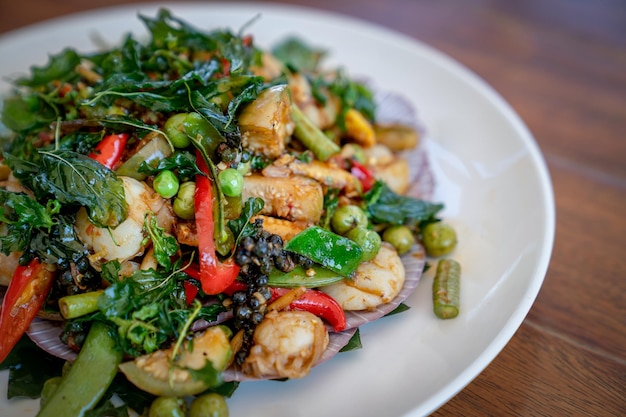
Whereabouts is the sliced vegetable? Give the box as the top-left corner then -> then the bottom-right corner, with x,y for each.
88,133 -> 129,169
58,290 -> 103,319
290,103 -> 340,161
119,326 -> 232,397
195,153 -> 240,295
350,160 -> 376,193
267,265 -> 345,288
270,287 -> 346,332
285,226 -> 362,277
0,259 -> 56,363
115,132 -> 173,180
37,321 -> 123,417
225,281 -> 346,332
432,259 -> 461,319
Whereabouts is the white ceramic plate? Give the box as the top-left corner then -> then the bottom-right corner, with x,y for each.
0,3 -> 555,416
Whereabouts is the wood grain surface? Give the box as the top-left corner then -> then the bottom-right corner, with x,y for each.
1,0 -> 625,415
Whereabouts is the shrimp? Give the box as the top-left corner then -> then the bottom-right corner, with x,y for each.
242,310 -> 329,379
320,243 -> 405,311
75,176 -> 174,265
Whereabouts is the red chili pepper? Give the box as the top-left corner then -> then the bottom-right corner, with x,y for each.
350,160 -> 376,192
88,133 -> 129,169
183,281 -> 200,306
0,259 -> 56,363
224,281 -> 346,332
195,151 -> 240,295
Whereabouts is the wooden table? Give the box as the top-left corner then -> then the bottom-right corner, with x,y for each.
1,1 -> 624,415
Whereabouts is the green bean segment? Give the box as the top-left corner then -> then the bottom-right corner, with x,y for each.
58,290 -> 103,319
432,258 -> 461,319
291,103 -> 340,161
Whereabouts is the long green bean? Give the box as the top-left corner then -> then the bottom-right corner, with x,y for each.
291,103 -> 340,161
58,290 -> 103,319
432,259 -> 461,319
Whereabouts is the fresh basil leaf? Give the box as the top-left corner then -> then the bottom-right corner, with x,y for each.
365,181 -> 443,225
385,303 -> 410,317
339,329 -> 362,352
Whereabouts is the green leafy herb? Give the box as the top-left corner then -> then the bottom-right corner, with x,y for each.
0,190 -> 58,253
4,150 -> 128,228
228,197 -> 264,246
17,48 -> 81,88
144,213 -> 179,269
1,94 -> 58,133
271,36 -> 326,73
339,329 -> 362,352
138,151 -> 202,179
365,181 -> 443,226
98,266 -> 223,355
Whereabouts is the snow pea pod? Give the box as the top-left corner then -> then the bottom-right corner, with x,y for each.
37,321 -> 122,417
268,265 -> 345,288
285,226 -> 363,277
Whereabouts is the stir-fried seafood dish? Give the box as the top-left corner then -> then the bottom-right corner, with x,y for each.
0,9 -> 457,416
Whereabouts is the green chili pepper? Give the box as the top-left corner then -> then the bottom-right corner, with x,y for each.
285,226 -> 363,276
432,258 -> 461,319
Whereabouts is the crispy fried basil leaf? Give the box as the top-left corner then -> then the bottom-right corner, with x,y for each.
1,94 -> 58,133
144,213 -> 179,269
4,150 -> 128,228
16,48 -> 81,88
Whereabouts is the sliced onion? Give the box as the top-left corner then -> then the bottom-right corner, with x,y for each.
27,318 -> 77,361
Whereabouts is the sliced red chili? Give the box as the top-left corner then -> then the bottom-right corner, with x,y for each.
89,133 -> 129,169
194,151 -> 240,295
223,281 -> 346,332
0,259 -> 56,363
350,160 -> 376,192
